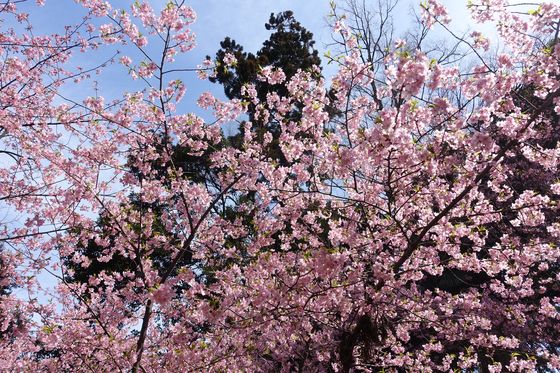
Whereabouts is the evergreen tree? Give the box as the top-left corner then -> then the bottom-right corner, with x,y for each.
64,10 -> 322,293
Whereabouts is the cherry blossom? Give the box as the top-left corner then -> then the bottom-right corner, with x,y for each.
0,0 -> 559,372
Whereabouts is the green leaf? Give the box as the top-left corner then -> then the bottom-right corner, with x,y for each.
528,6 -> 541,16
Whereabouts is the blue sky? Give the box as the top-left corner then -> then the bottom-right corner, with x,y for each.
4,0 -> 506,303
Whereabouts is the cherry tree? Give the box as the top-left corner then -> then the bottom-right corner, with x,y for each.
0,0 -> 559,372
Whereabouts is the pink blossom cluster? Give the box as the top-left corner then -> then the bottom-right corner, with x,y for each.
0,0 -> 559,372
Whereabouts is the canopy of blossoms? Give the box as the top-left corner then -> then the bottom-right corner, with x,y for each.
0,0 -> 559,371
